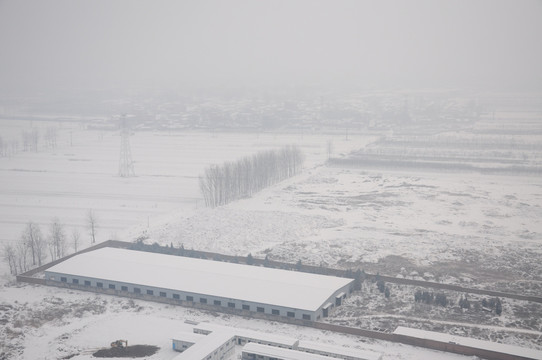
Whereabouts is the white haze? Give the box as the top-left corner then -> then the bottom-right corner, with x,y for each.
0,0 -> 541,96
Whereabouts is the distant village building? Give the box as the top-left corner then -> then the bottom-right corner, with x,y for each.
44,247 -> 353,321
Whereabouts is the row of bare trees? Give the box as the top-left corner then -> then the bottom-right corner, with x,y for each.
2,210 -> 98,275
0,127 -> 59,157
199,145 -> 304,207
21,128 -> 40,152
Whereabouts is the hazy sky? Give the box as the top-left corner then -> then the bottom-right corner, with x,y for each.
1,0 -> 541,95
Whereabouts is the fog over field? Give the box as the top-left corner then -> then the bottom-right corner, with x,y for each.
1,1 -> 542,360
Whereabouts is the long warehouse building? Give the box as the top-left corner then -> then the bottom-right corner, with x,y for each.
44,247 -> 353,321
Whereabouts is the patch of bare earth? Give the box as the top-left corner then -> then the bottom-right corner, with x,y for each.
92,345 -> 159,358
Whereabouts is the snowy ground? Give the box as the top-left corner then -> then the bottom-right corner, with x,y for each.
1,114 -> 542,359
0,285 -> 472,360
0,117 -> 370,252
131,166 -> 542,292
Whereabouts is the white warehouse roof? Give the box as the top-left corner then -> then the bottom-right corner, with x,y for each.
46,247 -> 352,311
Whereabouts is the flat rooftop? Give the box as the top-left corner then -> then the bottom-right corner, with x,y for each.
193,322 -> 299,348
46,247 -> 352,311
173,330 -> 233,360
298,340 -> 382,360
243,343 -> 342,360
394,327 -> 542,360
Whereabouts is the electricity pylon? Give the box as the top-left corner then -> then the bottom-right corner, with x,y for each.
119,114 -> 135,177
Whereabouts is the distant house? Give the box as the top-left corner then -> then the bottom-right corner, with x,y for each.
44,247 -> 353,321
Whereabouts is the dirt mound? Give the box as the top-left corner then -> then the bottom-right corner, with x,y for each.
93,345 -> 159,358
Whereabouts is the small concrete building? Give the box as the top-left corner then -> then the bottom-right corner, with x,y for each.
193,322 -> 299,349
242,343 -> 344,360
172,322 -> 382,360
393,326 -> 542,360
172,330 -> 235,360
297,341 -> 382,360
44,247 -> 353,321
172,331 -> 205,353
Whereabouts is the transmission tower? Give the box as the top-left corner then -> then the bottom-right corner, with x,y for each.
119,114 -> 135,177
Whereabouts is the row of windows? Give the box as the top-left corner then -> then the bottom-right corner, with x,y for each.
57,276 -> 312,320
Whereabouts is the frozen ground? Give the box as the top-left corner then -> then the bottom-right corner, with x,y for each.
1,114 -> 542,359
0,285 -> 473,360
0,117 -> 370,252
132,166 -> 542,292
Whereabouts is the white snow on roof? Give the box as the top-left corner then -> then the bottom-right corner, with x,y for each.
298,340 -> 382,360
172,331 -> 205,344
46,247 -> 352,311
173,330 -> 233,360
193,322 -> 299,348
394,327 -> 542,360
243,343 -> 343,360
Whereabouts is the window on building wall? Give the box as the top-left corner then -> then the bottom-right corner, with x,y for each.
173,294 -> 180,300
60,277 -> 67,282
121,286 -> 128,291
159,292 -> 166,297
256,307 -> 264,313
186,296 -> 194,302
146,290 -> 154,295
200,298 -> 207,304
213,300 -> 221,306
271,309 -> 279,315
228,302 -> 235,308
96,282 -> 103,288
302,314 -> 311,320
242,304 -> 250,311
134,287 -> 141,294
287,312 -> 295,318
84,280 -> 91,286
109,284 -> 115,290
72,279 -> 79,284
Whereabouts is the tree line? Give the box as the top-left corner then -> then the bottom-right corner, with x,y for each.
199,145 -> 304,207
2,210 -> 99,275
0,127 -> 59,157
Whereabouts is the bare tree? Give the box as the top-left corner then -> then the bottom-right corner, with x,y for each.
48,218 -> 66,261
21,221 -> 46,266
2,243 -> 18,275
44,127 -> 58,148
199,145 -> 304,207
10,139 -> 19,156
327,139 -> 334,160
21,130 -> 30,151
71,227 -> 80,253
31,128 -> 39,152
86,209 -> 98,244
16,240 -> 30,274
0,136 -> 8,157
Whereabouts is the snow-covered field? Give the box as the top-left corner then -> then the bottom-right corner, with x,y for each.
1,114 -> 542,359
0,285 -> 472,360
0,117 -> 370,252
